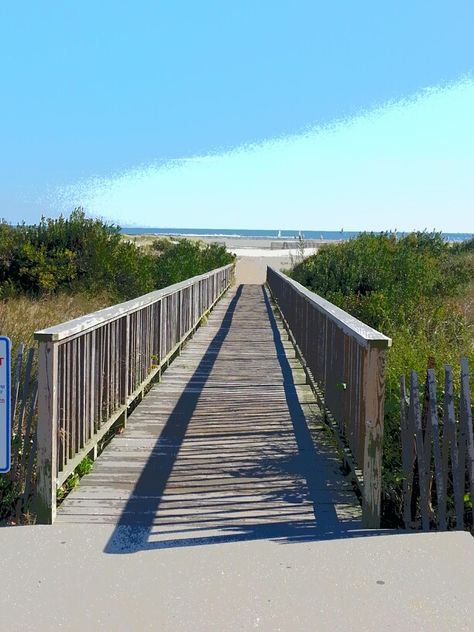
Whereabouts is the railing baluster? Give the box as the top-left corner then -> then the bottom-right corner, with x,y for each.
34,264 -> 233,523
266,266 -> 391,528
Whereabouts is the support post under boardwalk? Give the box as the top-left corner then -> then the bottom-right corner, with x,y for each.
36,340 -> 58,524
362,345 -> 387,528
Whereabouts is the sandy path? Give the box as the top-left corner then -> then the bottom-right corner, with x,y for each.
234,256 -> 292,284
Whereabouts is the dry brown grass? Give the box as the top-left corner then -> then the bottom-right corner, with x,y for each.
0,292 -> 112,351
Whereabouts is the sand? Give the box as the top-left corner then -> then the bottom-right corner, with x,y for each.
234,255 -> 291,284
202,236 -> 317,284
125,233 -> 320,284
190,236 -> 315,284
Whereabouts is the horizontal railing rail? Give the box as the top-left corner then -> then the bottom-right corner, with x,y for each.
34,264 -> 234,523
266,266 -> 391,528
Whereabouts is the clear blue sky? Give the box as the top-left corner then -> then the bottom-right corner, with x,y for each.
1,1 -> 473,231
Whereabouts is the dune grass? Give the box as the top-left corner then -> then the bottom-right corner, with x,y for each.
0,292 -> 113,353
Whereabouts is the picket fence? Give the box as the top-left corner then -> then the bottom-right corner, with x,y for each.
5,336 -> 474,531
400,359 -> 473,531
8,343 -> 38,518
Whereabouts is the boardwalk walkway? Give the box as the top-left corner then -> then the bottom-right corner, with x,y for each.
3,283 -> 474,631
57,284 -> 362,548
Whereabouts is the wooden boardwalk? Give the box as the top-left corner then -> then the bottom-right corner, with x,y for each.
57,284 -> 362,547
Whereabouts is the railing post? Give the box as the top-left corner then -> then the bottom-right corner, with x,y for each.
362,344 -> 387,528
36,340 -> 58,524
121,314 -> 130,427
32,264 -> 232,523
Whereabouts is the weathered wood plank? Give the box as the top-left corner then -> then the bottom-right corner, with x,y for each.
460,358 -> 474,516
443,365 -> 464,528
57,285 -> 363,540
34,265 -> 233,523
361,346 -> 386,528
411,371 -> 430,531
267,267 -> 391,349
267,266 -> 389,528
36,341 -> 58,523
427,369 -> 446,529
35,264 -> 234,341
400,375 -> 415,527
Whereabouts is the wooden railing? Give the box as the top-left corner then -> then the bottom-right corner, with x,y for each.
266,267 -> 391,528
34,264 -> 234,523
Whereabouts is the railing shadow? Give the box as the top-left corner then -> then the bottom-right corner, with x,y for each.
104,284 -> 398,554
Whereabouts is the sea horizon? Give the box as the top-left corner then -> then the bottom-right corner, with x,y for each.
121,227 -> 473,242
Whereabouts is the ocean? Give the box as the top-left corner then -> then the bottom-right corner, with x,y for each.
121,227 -> 473,242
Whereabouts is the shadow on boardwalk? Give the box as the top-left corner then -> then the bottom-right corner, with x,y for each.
100,285 -> 385,553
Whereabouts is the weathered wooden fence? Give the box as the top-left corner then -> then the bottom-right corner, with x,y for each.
400,359 -> 474,531
34,264 -> 234,523
266,267 -> 391,528
6,344 -> 38,520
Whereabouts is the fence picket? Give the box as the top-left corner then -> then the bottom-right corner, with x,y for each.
11,343 -> 24,423
443,365 -> 464,528
410,371 -> 430,531
400,375 -> 414,526
460,358 -> 474,513
401,360 -> 473,532
427,369 -> 446,529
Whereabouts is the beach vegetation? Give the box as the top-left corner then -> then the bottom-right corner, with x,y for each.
0,209 -> 235,350
0,210 -> 234,522
290,231 -> 474,525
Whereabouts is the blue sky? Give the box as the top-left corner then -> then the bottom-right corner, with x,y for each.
1,1 -> 473,231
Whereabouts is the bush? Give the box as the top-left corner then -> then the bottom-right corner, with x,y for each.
151,238 -> 234,287
0,210 -> 153,299
0,210 -> 235,302
290,232 -> 474,525
291,232 -> 472,330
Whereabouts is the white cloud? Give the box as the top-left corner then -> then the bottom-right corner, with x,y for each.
54,76 -> 474,232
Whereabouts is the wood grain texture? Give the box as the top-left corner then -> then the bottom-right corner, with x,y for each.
361,346 -> 386,528
35,265 -> 233,523
34,265 -> 234,341
266,266 -> 388,528
427,369 -> 446,530
36,341 -> 58,523
266,267 -> 392,349
410,371 -> 430,531
56,285 -> 362,544
400,362 -> 473,531
460,358 -> 474,516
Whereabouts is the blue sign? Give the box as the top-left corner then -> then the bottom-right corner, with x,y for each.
0,336 -> 11,473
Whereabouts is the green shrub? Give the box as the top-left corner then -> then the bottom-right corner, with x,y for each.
290,232 -> 474,525
151,238 -> 234,287
0,210 -> 235,302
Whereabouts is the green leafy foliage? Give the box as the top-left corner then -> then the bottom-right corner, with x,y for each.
290,232 -> 474,526
57,457 -> 94,503
0,210 -> 235,301
0,211 -> 235,522
151,238 -> 234,287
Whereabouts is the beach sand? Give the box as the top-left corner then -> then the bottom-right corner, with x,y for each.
201,236 -> 317,284
234,255 -> 291,284
124,233 -> 320,284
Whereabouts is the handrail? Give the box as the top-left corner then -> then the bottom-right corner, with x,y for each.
34,264 -> 234,523
35,264 -> 234,342
268,269 -> 391,349
266,266 -> 391,528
